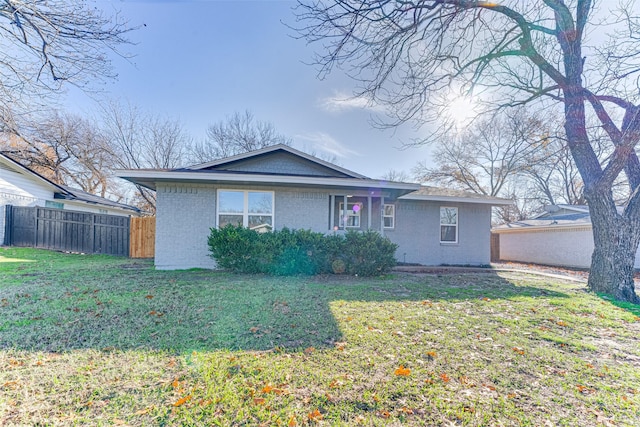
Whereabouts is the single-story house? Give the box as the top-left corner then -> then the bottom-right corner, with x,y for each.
1,152 -> 141,244
492,204 -> 640,268
117,144 -> 511,270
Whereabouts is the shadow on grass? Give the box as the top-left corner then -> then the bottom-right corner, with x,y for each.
598,293 -> 640,317
0,248 -> 571,354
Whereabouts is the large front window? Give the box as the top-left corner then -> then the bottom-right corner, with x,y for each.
440,207 -> 458,243
218,190 -> 273,231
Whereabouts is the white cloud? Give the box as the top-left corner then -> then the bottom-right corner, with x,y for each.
319,91 -> 384,113
295,132 -> 360,159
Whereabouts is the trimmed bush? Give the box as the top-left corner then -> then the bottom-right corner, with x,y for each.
342,230 -> 398,276
207,226 -> 397,276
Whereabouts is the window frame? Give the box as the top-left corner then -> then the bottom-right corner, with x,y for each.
338,201 -> 362,228
439,206 -> 458,244
216,189 -> 274,230
383,203 -> 395,229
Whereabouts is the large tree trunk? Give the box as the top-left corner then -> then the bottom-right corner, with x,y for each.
587,192 -> 640,304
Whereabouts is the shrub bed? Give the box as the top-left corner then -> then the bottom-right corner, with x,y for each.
207,225 -> 397,276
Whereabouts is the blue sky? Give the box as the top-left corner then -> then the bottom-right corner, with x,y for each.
63,0 -> 434,178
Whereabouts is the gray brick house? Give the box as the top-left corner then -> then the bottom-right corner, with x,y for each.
117,145 -> 511,270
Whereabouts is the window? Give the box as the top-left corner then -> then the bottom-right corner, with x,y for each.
45,200 -> 64,210
339,202 -> 362,228
440,207 -> 458,243
217,190 -> 273,231
383,204 -> 395,229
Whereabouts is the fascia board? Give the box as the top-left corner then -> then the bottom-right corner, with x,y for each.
116,170 -> 421,191
400,194 -> 514,206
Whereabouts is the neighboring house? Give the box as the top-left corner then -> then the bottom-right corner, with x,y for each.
1,152 -> 141,244
117,144 -> 511,270
492,204 -> 640,268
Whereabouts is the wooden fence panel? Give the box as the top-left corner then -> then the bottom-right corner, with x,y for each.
129,216 -> 155,258
5,205 -> 130,257
490,232 -> 500,262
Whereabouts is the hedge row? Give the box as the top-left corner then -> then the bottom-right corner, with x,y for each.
207,225 -> 397,276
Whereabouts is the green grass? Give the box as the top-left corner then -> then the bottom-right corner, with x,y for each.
1,247 -> 639,426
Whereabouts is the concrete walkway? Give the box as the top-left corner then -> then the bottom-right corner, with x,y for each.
393,262 -> 589,284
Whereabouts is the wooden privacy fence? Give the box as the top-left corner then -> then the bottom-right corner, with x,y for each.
129,216 -> 155,258
490,232 -> 500,262
4,205 -> 130,256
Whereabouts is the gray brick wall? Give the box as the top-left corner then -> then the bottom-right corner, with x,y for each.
275,188 -> 330,232
155,184 -> 217,270
154,183 -> 493,269
389,200 -> 491,266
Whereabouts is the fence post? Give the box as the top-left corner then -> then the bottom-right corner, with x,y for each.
3,204 -> 12,246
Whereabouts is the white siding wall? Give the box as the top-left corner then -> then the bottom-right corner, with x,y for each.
0,167 -> 55,244
496,227 -> 640,269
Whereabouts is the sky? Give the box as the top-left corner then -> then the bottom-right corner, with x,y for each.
61,0 -> 435,179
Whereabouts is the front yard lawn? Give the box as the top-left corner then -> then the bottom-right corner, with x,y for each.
1,247 -> 639,426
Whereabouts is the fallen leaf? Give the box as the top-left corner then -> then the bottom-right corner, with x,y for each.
512,347 -> 525,355
426,351 -> 437,359
134,407 -> 153,415
253,398 -> 266,405
308,409 -> 323,422
329,379 -> 343,389
377,410 -> 390,418
145,294 -> 154,299
172,395 -> 192,407
395,365 -> 411,376
304,347 -> 315,355
440,373 -> 450,383
288,415 -> 297,426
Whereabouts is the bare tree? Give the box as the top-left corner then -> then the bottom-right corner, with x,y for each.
414,108 -> 544,197
380,169 -> 412,182
296,0 -> 640,302
0,111 -> 113,197
101,100 -> 191,212
189,111 -> 292,164
0,1 -> 132,115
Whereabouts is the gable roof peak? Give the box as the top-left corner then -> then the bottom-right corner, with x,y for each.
185,144 -> 368,179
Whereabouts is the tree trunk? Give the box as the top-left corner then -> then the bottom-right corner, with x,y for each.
587,193 -> 640,304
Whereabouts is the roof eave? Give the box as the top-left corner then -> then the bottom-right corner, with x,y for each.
399,194 -> 514,206
116,170 -> 420,194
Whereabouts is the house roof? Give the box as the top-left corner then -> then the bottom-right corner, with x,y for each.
1,152 -> 141,215
55,185 -> 142,213
531,204 -> 590,219
493,205 -> 596,233
118,145 -> 421,198
400,186 -> 513,205
117,145 -> 513,206
185,144 -> 368,179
